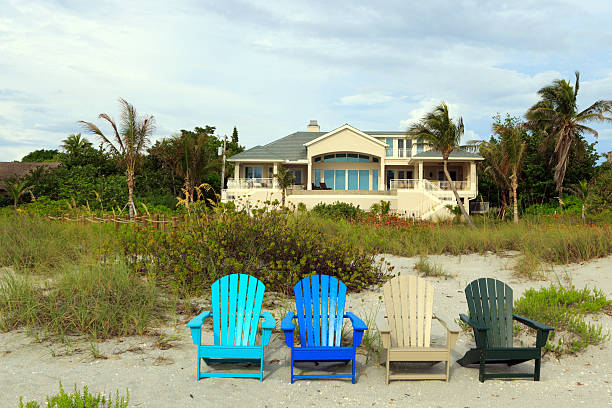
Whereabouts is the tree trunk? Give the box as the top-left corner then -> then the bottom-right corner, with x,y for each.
499,190 -> 507,220
444,159 -> 475,228
512,184 -> 519,224
581,203 -> 585,224
281,189 -> 286,207
127,169 -> 136,219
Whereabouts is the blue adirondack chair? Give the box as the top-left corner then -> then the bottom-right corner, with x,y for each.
186,274 -> 276,381
281,275 -> 367,383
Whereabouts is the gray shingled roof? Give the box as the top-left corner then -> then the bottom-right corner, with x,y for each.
229,130 -> 483,161
413,149 -> 483,159
228,132 -> 324,161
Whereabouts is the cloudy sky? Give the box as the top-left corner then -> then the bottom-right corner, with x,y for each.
1,0 -> 612,161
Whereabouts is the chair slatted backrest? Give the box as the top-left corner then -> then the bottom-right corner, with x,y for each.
211,274 -> 265,347
383,275 -> 434,348
464,278 -> 513,348
294,275 -> 347,347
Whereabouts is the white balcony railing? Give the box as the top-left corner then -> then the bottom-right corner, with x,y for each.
389,179 -> 470,191
227,178 -> 275,189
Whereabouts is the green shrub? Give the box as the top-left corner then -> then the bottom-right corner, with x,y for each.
0,262 -> 163,339
514,285 -> 611,354
19,382 -> 128,408
119,208 -> 391,295
311,201 -> 364,220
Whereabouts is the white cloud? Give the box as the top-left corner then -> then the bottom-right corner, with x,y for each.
339,93 -> 395,106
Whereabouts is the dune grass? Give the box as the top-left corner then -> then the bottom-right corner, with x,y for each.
0,262 -> 163,340
308,214 -> 612,278
514,285 -> 611,355
19,382 -> 129,408
413,256 -> 451,279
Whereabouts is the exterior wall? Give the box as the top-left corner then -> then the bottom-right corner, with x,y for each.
307,128 -> 386,159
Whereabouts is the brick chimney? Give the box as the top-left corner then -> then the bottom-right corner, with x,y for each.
307,120 -> 320,132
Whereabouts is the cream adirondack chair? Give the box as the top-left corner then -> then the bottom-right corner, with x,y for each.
380,275 -> 460,383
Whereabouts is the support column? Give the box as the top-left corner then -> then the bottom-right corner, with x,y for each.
464,197 -> 470,213
273,162 -> 278,189
380,158 -> 385,191
307,158 -> 312,190
234,163 -> 240,182
470,162 -> 477,192
418,161 -> 423,189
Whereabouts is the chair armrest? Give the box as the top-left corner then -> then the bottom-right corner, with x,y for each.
513,314 -> 554,332
459,313 -> 487,331
434,313 -> 460,333
377,319 -> 391,349
186,311 -> 212,345
281,312 -> 296,348
344,312 -> 367,348
260,312 -> 276,346
434,313 -> 460,349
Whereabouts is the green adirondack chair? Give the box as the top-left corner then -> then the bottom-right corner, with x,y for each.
458,278 -> 554,382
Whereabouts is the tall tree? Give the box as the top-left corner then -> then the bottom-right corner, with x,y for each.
407,102 -> 475,228
21,149 -> 60,162
79,98 -> 155,218
231,126 -> 239,144
477,136 -> 510,219
493,119 -> 526,224
526,71 -> 612,192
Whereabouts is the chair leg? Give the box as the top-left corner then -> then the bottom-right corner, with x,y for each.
446,361 -> 450,382
196,355 -> 201,381
260,357 -> 264,382
478,350 -> 486,383
290,354 -> 294,384
534,358 -> 541,381
386,348 -> 390,384
352,358 -> 356,384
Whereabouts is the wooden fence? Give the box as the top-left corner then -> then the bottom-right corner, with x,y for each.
46,214 -> 189,231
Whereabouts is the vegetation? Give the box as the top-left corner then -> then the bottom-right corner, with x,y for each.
79,98 -> 156,218
413,256 -> 451,279
514,285 -> 611,354
311,201 -> 364,220
407,102 -> 475,228
273,166 -> 295,207
19,383 -> 128,408
526,71 -> 612,193
4,176 -> 32,211
0,262 -> 162,339
118,206 -> 391,295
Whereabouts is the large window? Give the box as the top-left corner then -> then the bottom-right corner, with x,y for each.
398,139 -> 404,158
288,169 -> 302,184
348,170 -> 358,190
324,170 -> 335,189
372,170 -> 378,191
245,166 -> 262,179
386,138 -> 393,157
335,170 -> 345,190
359,170 -> 369,190
314,169 -> 321,187
406,139 -> 412,157
417,137 -> 424,153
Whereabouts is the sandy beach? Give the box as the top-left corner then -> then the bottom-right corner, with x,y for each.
2,253 -> 611,407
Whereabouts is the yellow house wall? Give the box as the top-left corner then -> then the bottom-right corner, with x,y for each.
307,129 -> 386,159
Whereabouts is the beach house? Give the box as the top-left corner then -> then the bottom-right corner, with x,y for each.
223,121 -> 483,219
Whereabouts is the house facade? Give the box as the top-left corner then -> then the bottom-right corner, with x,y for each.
223,121 -> 483,219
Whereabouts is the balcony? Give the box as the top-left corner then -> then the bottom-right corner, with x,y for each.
227,178 -> 274,189
389,179 -> 470,191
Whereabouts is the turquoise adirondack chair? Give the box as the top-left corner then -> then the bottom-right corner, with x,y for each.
186,274 -> 276,381
281,275 -> 367,383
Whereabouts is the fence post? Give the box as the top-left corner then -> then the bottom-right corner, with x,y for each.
142,214 -> 148,229
154,214 -> 160,230
161,214 -> 166,232
172,216 -> 178,230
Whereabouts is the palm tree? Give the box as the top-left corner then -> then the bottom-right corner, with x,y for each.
79,98 -> 155,219
61,133 -> 92,156
407,102 -> 476,228
493,122 -> 526,224
173,132 -> 219,203
567,180 -> 591,223
4,176 -> 32,212
477,138 -> 510,219
273,166 -> 295,207
526,71 -> 612,193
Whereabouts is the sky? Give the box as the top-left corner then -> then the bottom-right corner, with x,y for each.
1,0 -> 612,161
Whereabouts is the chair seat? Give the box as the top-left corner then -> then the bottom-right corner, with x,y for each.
389,346 -> 449,362
198,345 -> 263,359
292,346 -> 355,361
